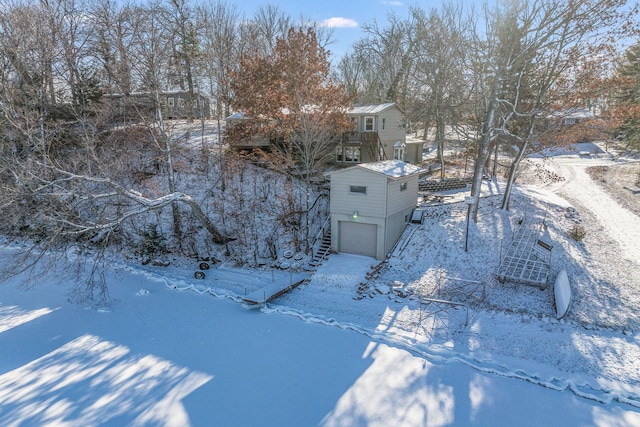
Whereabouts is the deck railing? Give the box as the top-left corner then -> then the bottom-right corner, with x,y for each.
342,131 -> 379,143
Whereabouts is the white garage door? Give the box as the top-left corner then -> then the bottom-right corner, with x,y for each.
339,221 -> 377,258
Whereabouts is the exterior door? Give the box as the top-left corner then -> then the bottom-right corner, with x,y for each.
339,221 -> 377,258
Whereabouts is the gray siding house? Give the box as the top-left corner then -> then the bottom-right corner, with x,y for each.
338,103 -> 422,165
106,91 -> 211,121
328,160 -> 422,260
226,102 -> 422,165
160,91 -> 211,119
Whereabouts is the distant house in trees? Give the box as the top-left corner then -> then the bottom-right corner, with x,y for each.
105,91 -> 211,122
547,107 -> 595,126
328,160 -> 422,259
544,107 -> 602,143
159,91 -> 211,119
338,103 -> 422,165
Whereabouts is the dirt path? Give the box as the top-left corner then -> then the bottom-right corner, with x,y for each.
541,155 -> 640,328
549,157 -> 640,264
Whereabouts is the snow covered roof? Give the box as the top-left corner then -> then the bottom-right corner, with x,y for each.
226,112 -> 249,120
105,90 -> 208,98
548,107 -> 594,121
227,106 -> 319,121
564,107 -> 594,119
348,102 -> 398,115
357,160 -> 423,178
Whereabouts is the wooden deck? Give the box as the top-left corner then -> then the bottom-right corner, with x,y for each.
242,279 -> 306,306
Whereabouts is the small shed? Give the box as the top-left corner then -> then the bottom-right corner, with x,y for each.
328,160 -> 422,260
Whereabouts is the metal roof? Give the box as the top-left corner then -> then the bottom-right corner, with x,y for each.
348,103 -> 398,115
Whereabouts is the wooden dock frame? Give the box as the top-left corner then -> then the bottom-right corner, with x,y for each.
242,279 -> 306,306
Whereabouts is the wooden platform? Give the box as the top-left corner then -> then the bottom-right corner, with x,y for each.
242,279 -> 305,306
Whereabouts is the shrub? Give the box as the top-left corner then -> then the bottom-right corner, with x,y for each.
134,224 -> 168,259
568,224 -> 587,241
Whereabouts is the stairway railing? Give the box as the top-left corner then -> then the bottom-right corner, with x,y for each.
310,216 -> 331,254
376,133 -> 388,161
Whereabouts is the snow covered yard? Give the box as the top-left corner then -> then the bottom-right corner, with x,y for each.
1,146 -> 640,425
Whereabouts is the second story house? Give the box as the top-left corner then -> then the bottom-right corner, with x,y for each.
225,102 -> 423,165
338,103 -> 422,166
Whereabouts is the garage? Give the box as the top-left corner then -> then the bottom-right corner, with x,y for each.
339,221 -> 377,258
329,160 -> 422,260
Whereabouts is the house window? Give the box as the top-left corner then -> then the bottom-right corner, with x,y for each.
335,146 -> 344,162
350,185 -> 367,194
364,116 -> 375,131
382,118 -> 386,131
178,98 -> 185,108
193,99 -> 198,108
400,182 -> 408,191
168,97 -> 174,107
344,147 -> 360,163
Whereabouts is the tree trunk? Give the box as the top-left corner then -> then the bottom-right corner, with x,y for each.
491,140 -> 499,178
435,92 -> 446,180
470,79 -> 500,222
502,139 -> 528,211
155,91 -> 183,246
304,182 -> 311,254
181,195 -> 230,244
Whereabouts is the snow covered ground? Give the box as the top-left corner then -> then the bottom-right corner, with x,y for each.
1,144 -> 640,426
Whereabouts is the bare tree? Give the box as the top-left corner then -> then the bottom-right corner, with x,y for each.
411,4 -> 470,178
243,3 -> 292,56
197,1 -> 241,120
127,1 -> 185,244
0,1 -> 59,161
162,0 -> 200,121
464,0 -> 634,219
90,0 -> 137,95
346,12 -> 417,107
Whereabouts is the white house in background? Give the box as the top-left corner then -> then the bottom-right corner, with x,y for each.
561,108 -> 594,125
339,103 -> 422,165
328,160 -> 423,260
548,107 -> 595,126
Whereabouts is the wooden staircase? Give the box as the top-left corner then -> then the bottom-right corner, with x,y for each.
309,228 -> 331,268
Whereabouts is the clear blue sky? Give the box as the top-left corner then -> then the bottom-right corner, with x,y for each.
236,0 -> 437,60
